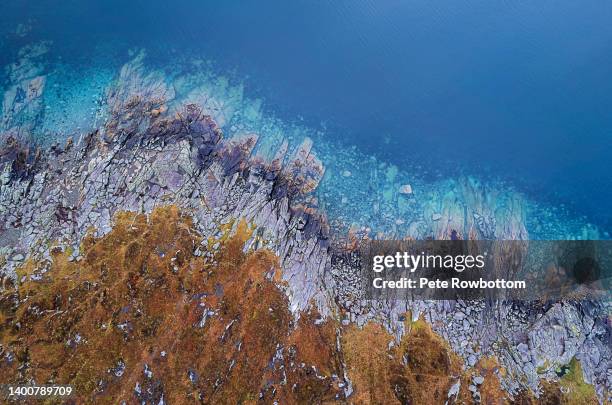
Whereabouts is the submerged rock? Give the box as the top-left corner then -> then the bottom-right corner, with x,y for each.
399,183 -> 412,194
1,42 -> 50,142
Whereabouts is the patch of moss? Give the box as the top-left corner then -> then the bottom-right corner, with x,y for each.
558,358 -> 598,404
512,358 -> 600,405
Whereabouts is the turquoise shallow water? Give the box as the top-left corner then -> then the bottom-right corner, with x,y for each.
1,0 -> 611,234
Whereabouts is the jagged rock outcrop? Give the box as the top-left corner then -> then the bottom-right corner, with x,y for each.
0,99 -> 334,320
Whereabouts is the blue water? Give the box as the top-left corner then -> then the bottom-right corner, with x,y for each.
2,0 -> 612,231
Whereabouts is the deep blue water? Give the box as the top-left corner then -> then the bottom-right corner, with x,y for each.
2,0 -> 612,231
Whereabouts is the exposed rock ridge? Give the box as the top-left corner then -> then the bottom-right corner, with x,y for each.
0,100 -> 332,318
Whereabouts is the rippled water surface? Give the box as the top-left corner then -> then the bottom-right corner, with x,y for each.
1,0 -> 612,231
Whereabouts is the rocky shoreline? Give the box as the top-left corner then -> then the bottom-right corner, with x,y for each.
0,57 -> 610,403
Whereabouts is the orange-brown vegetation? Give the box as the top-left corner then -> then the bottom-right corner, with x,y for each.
0,206 -> 344,404
341,317 -> 466,405
455,356 -> 510,405
0,206 -> 601,404
342,322 -> 398,404
271,309 -> 345,404
340,317 -> 594,405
